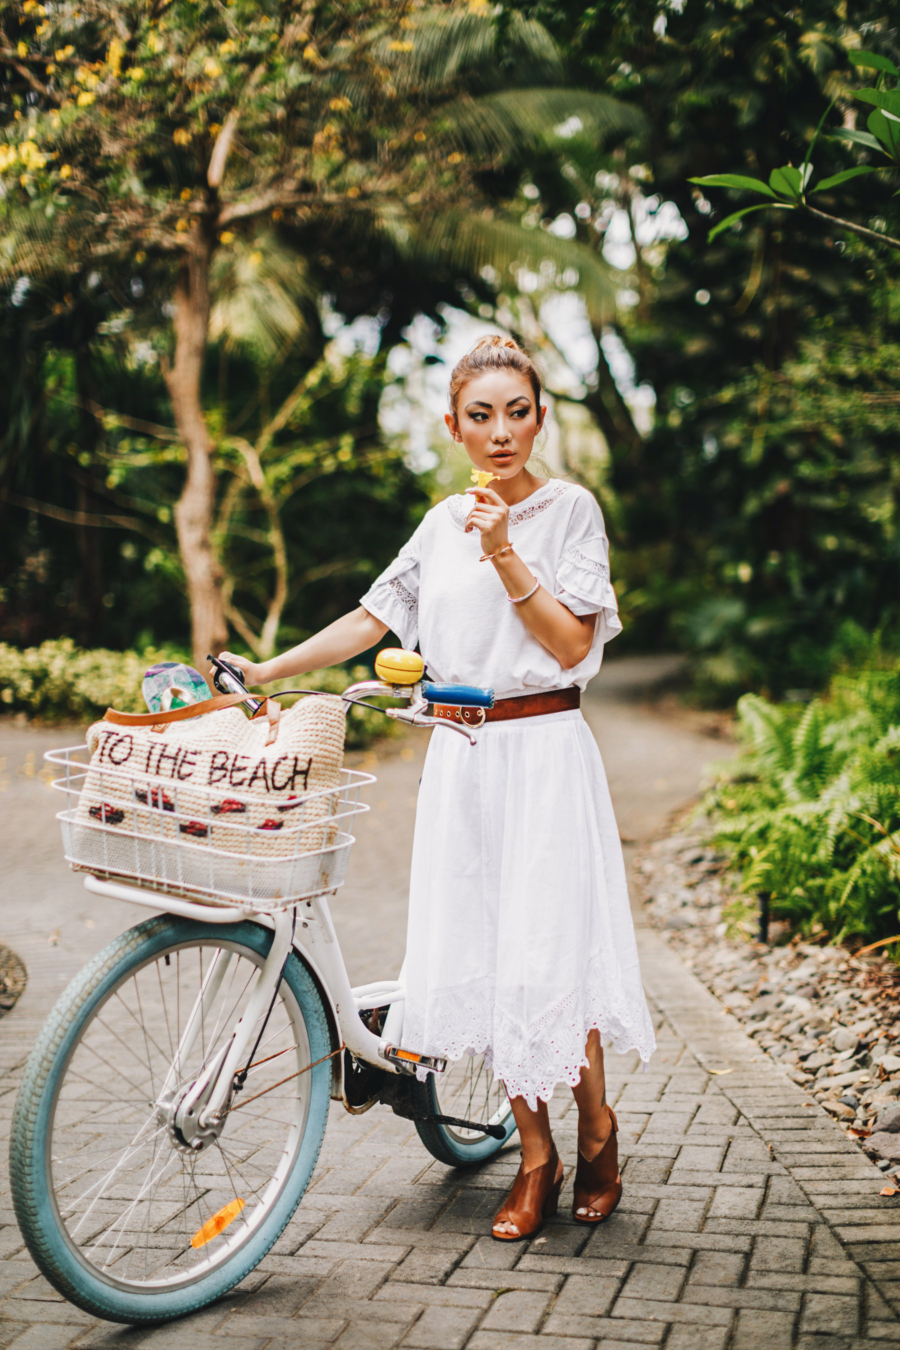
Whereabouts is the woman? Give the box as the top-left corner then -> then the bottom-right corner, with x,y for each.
222,335 -> 655,1240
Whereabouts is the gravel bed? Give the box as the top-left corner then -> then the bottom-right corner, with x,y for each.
640,828 -> 900,1168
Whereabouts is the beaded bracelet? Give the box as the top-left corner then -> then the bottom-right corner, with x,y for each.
506,575 -> 540,605
479,543 -> 515,563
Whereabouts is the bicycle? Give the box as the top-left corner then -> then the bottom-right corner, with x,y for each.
10,655 -> 515,1324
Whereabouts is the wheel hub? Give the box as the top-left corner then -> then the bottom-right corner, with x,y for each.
159,1042 -> 234,1154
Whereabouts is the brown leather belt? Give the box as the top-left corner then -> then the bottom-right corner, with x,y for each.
432,686 -> 580,728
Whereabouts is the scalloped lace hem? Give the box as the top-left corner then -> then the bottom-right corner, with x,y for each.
406,966 -> 656,1110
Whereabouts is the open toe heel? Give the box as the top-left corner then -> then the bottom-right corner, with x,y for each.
573,1107 -> 622,1225
492,1145 -> 562,1242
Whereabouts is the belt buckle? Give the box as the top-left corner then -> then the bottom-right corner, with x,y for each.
460,706 -> 486,728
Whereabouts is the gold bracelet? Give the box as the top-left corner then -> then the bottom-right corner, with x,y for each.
479,543 -> 514,563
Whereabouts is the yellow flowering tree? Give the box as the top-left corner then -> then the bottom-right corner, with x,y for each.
0,0 -> 640,666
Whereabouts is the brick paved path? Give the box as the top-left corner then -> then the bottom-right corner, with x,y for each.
1,659 -> 899,1349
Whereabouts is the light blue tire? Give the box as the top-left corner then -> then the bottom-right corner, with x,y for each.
10,915 -> 333,1324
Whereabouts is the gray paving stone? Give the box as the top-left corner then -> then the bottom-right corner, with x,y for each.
665,1329 -> 730,1350
478,1290 -> 551,1333
401,1304 -> 483,1350
731,1307 -> 796,1349
800,1292 -> 860,1336
611,1296 -> 732,1326
552,1273 -> 622,1317
708,1187 -> 763,1219
468,1335 -> 595,1350
687,1251 -> 745,1286
618,1263 -> 685,1302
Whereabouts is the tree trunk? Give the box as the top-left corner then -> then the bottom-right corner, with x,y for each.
163,232 -> 229,672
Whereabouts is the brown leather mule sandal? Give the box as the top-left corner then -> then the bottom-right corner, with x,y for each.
492,1144 -> 563,1242
572,1108 -> 622,1224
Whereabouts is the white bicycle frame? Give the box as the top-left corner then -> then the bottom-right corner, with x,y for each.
79,677 -> 478,1122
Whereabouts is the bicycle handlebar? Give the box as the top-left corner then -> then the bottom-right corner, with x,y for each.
421,682 -> 494,708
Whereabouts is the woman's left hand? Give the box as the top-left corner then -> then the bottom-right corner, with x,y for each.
465,487 -> 509,557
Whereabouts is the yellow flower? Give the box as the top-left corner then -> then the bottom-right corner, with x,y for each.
175,218 -> 189,232
414,130 -> 426,142
249,251 -> 262,266
180,187 -> 191,200
218,39 -> 236,54
76,90 -> 95,106
203,58 -> 221,77
127,66 -> 145,81
209,123 -> 222,135
45,62 -> 56,74
329,96 -> 352,112
148,31 -> 163,54
23,2 -> 38,12
271,207 -> 283,220
470,469 -> 497,489
448,151 -> 463,165
107,37 -> 124,75
135,251 -> 146,264
219,231 -> 235,243
59,163 -> 72,179
55,46 -> 74,61
0,145 -> 17,172
35,22 -> 49,37
173,127 -> 192,145
389,41 -> 414,52
17,41 -> 28,58
302,44 -> 321,64
21,141 -> 47,172
346,185 -> 360,197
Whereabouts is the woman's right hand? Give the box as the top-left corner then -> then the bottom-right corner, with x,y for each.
218,652 -> 272,689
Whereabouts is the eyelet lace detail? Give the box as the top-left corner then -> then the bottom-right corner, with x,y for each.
388,576 -> 417,614
406,958 -> 656,1111
446,480 -> 574,531
562,545 -> 610,583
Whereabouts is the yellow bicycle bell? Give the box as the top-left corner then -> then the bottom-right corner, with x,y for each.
374,648 -> 424,686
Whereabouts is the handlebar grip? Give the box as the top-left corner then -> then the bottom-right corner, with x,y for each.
423,682 -> 495,708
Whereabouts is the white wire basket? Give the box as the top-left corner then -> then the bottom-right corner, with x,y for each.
46,746 -> 375,911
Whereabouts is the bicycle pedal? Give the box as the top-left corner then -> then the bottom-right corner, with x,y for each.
382,1044 -> 447,1075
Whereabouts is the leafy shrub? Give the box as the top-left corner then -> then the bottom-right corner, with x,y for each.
0,640 -> 389,749
0,640 -> 172,719
702,663 -> 900,943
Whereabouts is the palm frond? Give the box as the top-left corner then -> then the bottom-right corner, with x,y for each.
209,234 -> 310,360
409,211 -> 616,323
432,89 -> 646,159
382,10 -> 562,96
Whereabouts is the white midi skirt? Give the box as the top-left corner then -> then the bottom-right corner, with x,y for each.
403,709 -> 656,1109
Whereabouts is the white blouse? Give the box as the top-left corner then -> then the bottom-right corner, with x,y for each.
359,479 -> 622,698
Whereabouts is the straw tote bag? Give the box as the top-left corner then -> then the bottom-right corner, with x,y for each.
72,691 -> 347,900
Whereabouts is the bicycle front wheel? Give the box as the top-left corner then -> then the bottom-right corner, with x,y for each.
11,915 -> 333,1324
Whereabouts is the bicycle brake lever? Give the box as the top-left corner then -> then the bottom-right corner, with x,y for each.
385,708 -> 478,746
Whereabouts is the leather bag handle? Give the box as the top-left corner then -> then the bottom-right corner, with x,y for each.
103,693 -> 283,745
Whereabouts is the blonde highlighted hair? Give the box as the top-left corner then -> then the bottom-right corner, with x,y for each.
448,334 -> 543,416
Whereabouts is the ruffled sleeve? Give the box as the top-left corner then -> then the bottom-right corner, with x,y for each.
554,493 -> 623,646
359,529 -> 421,651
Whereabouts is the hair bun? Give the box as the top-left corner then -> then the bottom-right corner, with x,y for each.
470,334 -> 524,355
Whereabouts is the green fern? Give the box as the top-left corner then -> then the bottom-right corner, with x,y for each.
703,666 -> 900,942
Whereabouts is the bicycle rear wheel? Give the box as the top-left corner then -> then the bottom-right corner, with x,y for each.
412,1053 -> 516,1167
11,915 -> 332,1324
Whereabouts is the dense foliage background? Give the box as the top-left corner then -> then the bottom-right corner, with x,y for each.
3,0 -> 899,936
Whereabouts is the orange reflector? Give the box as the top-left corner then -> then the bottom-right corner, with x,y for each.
191,1198 -> 245,1249
394,1049 -> 420,1062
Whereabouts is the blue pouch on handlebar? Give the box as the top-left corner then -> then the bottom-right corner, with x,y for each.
423,682 -> 495,708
